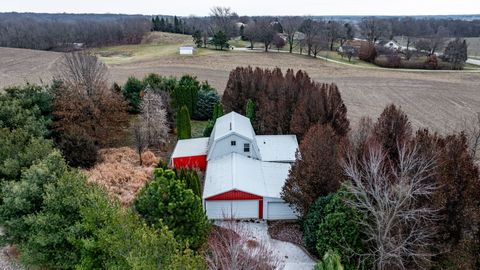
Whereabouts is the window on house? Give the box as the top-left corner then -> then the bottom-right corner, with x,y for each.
244,143 -> 250,152
231,140 -> 236,146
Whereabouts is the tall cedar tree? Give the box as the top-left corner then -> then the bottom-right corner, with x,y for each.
281,124 -> 344,216
373,104 -> 412,165
176,106 -> 191,139
173,75 -> 199,116
433,133 -> 480,268
222,67 -> 349,139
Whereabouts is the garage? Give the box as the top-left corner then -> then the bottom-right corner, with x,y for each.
205,200 -> 259,219
266,201 -> 297,220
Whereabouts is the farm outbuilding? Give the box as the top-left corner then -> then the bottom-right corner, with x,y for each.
179,46 -> 194,55
171,112 -> 299,220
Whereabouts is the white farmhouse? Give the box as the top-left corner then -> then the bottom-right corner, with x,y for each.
179,45 -> 194,55
170,112 -> 299,220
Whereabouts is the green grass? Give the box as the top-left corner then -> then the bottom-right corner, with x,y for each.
191,120 -> 208,138
92,44 -> 224,65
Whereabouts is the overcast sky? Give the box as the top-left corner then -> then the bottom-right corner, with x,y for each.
2,0 -> 480,16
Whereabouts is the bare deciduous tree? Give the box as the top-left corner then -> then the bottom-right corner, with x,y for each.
139,87 -> 169,149
343,142 -> 439,270
209,6 -> 237,38
205,220 -> 285,270
458,112 -> 480,162
280,16 -> 303,53
57,51 -> 108,97
359,17 -> 391,43
132,120 -> 148,166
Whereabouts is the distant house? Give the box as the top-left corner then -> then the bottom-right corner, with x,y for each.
383,40 -> 401,50
179,46 -> 194,55
338,39 -> 369,52
171,112 -> 299,220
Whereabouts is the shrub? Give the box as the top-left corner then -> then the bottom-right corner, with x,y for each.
193,89 -> 220,120
314,250 -> 345,270
56,133 -> 99,168
122,76 -> 144,113
70,186 -> 205,269
303,189 -> 367,270
176,105 -> 192,139
134,168 -> 210,250
143,73 -> 177,92
0,98 -> 50,138
358,43 -> 377,62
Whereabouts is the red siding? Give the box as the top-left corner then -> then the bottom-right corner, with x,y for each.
205,190 -> 262,200
172,155 -> 207,171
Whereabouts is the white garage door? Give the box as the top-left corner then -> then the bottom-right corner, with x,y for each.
205,200 -> 259,219
267,202 -> 298,220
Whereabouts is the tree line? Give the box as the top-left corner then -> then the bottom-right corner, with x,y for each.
0,13 -> 149,51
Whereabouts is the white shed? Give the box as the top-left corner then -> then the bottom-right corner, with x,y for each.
179,46 -> 194,55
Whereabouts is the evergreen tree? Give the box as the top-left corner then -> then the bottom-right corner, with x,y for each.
192,30 -> 203,48
172,75 -> 200,116
245,99 -> 255,123
176,106 -> 191,139
203,103 -> 224,137
159,18 -> 166,31
153,16 -> 161,31
443,38 -> 468,70
210,31 -> 229,50
174,16 -> 180,33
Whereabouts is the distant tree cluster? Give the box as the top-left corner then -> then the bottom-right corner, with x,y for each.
0,13 -> 149,51
222,67 -> 349,139
151,15 -> 189,34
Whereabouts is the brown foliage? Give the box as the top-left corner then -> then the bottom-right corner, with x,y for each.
373,104 -> 412,164
53,52 -> 129,147
267,221 -> 304,247
358,42 -> 377,62
281,124 -> 344,216
85,147 -> 159,205
222,67 -> 349,139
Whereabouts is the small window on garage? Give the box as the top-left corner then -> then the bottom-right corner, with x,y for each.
231,140 -> 236,146
244,143 -> 250,152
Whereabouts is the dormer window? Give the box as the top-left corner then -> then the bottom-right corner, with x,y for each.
231,140 -> 236,146
244,143 -> 250,152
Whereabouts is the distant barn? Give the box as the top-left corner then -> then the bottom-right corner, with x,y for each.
179,46 -> 194,55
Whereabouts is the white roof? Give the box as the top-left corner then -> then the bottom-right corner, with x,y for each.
171,137 -> 209,158
255,135 -> 298,162
210,112 -> 256,142
203,153 -> 292,199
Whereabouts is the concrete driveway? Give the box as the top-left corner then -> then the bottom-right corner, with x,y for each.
217,220 -> 316,270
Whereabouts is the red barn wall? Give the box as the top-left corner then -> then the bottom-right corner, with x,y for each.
172,155 -> 207,171
205,190 -> 263,219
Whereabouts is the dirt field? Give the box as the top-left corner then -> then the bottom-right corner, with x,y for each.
1,45 -> 479,133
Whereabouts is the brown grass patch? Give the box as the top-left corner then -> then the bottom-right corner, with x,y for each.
85,147 -> 159,205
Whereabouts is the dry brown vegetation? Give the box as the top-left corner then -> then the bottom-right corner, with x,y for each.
85,147 -> 158,205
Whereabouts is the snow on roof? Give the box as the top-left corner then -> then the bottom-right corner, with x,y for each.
255,135 -> 298,162
171,137 -> 209,158
203,153 -> 292,199
210,112 -> 256,142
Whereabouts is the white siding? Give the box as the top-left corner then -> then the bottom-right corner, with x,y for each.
264,198 -> 298,220
179,48 -> 193,55
205,200 -> 259,219
208,134 -> 259,160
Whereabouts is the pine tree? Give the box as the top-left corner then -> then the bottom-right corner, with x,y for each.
159,18 -> 166,31
176,106 -> 191,139
174,16 -> 180,33
153,16 -> 161,31
245,99 -> 255,122
203,102 -> 224,137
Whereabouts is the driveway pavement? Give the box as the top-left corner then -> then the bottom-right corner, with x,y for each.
217,220 -> 316,270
